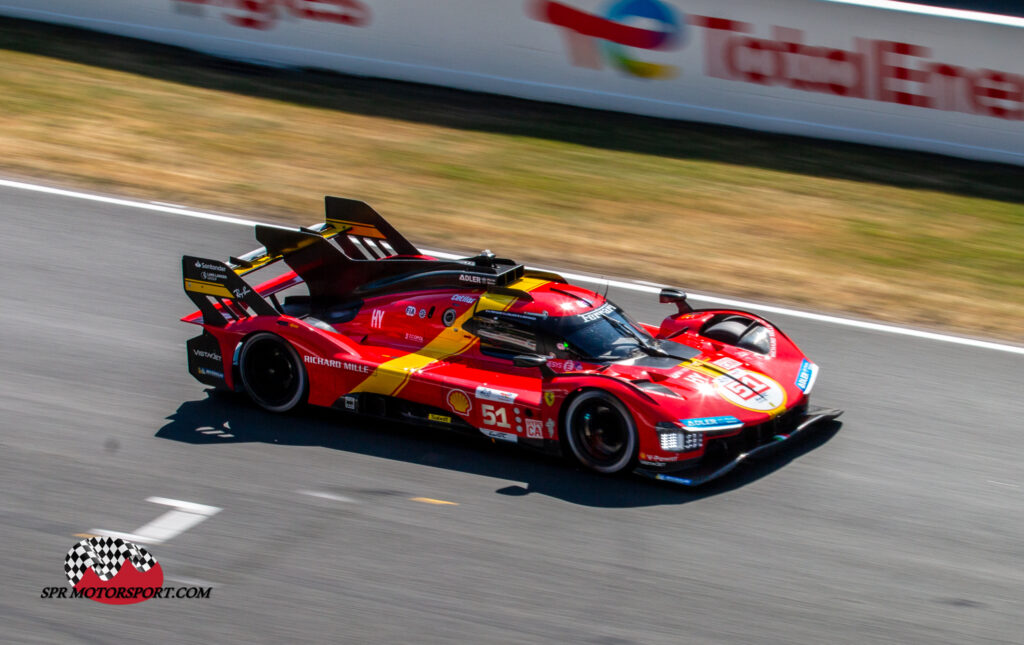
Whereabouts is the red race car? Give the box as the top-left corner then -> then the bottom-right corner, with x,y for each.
182,197 -> 841,485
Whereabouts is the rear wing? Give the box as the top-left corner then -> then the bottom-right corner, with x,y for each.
183,196 -> 426,326
184,196 -> 529,325
182,256 -> 278,326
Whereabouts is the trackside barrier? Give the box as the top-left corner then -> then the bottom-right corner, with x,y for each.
1,0 -> 1022,164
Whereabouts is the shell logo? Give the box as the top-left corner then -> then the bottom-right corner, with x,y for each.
447,389 -> 472,415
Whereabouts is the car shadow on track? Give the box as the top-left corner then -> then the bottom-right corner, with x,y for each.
156,390 -> 843,508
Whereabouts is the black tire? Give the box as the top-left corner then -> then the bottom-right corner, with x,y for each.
563,390 -> 638,474
238,333 -> 307,413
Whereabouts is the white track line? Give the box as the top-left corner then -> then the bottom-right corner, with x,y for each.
297,490 -> 358,503
2,177 -> 1022,356
90,497 -> 221,545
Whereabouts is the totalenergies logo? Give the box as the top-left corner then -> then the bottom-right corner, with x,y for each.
530,0 -> 685,79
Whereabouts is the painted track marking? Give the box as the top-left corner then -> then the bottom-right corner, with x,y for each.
90,497 -> 221,545
410,497 -> 459,506
297,490 -> 358,503
2,177 -> 1022,355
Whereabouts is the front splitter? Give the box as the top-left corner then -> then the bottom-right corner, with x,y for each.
635,406 -> 843,487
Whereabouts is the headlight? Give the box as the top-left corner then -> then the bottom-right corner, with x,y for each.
655,416 -> 744,453
658,430 -> 703,452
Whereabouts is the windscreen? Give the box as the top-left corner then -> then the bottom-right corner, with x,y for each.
541,302 -> 654,361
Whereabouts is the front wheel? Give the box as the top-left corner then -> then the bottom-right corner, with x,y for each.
238,333 -> 307,413
563,391 -> 638,474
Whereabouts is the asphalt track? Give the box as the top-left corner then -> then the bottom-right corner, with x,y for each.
1,182 -> 1021,644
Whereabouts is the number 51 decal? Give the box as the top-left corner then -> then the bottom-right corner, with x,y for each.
481,403 -> 511,428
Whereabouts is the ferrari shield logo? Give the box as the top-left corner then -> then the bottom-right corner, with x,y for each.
543,391 -> 555,406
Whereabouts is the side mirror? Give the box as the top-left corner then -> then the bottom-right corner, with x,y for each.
513,354 -> 555,379
659,287 -> 693,314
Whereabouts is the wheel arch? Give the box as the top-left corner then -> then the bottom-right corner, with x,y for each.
559,386 -> 641,474
236,330 -> 310,412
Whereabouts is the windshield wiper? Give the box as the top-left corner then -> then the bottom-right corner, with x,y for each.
601,314 -> 670,357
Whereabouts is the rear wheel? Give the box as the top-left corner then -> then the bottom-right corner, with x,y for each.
238,333 -> 306,413
563,391 -> 637,474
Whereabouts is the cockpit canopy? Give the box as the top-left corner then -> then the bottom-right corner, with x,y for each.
465,300 -> 657,361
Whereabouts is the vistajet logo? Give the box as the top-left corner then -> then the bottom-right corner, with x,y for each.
192,349 -> 222,361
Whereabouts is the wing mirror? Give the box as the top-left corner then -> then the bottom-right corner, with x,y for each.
659,287 -> 693,314
513,354 -> 555,379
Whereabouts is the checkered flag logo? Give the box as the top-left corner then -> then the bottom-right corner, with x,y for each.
64,537 -> 158,587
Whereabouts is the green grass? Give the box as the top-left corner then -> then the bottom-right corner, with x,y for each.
1,17 -> 1022,339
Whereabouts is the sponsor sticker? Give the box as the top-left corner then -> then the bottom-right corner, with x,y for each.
428,413 -> 451,424
476,386 -> 518,404
192,349 -> 221,362
543,391 -> 556,406
304,355 -> 343,369
370,309 -> 385,329
480,428 -> 517,443
197,367 -> 224,379
524,419 -> 544,439
447,389 -> 472,415
684,372 -> 709,386
405,305 -> 416,317
579,303 -> 615,323
639,453 -> 681,462
451,294 -> 477,304
795,359 -> 818,394
304,356 -> 370,373
639,460 -> 668,468
679,415 -> 743,430
459,274 -> 496,285
713,357 -> 742,370
547,359 -> 582,372
193,260 -> 224,272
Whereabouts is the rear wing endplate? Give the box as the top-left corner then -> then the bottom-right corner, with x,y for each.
182,256 -> 278,327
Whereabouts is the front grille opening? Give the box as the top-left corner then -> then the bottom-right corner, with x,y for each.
702,405 -> 806,465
